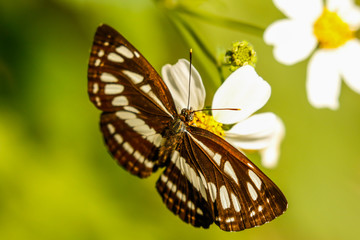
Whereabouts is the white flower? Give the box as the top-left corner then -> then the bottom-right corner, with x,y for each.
264,0 -> 360,110
162,59 -> 285,168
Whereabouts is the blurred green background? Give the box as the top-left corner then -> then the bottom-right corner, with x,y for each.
1,0 -> 360,239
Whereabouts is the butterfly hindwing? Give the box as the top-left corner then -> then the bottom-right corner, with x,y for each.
156,157 -> 214,228
100,109 -> 171,178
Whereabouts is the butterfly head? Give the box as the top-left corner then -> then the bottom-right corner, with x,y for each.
180,108 -> 194,123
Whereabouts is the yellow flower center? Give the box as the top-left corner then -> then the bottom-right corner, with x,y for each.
189,112 -> 225,138
313,8 -> 354,49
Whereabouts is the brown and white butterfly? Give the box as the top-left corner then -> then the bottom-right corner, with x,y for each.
88,24 -> 287,231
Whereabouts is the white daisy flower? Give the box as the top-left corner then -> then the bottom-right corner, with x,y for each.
162,59 -> 285,168
264,0 -> 360,109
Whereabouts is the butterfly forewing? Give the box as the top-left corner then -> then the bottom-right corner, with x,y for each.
88,24 -> 177,117
189,127 -> 287,231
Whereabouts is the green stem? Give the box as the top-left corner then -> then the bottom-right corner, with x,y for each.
176,6 -> 265,37
173,14 -> 217,64
170,13 -> 225,81
217,65 -> 225,83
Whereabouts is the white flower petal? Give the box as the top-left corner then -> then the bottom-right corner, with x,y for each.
212,66 -> 271,124
273,0 -> 323,21
259,115 -> 285,168
161,59 -> 205,112
339,40 -> 360,94
225,113 -> 279,150
264,19 -> 317,65
327,0 -> 352,11
345,7 -> 360,29
225,113 -> 285,168
328,0 -> 360,29
306,49 -> 342,110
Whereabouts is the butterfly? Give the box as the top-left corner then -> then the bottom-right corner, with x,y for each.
87,24 -> 287,231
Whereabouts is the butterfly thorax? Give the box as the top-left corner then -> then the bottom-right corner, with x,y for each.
157,109 -> 193,166
162,108 -> 194,140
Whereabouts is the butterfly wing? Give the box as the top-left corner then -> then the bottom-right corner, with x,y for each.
100,110 -> 168,178
88,24 -> 177,177
156,153 -> 214,228
157,126 -> 287,231
88,24 -> 176,116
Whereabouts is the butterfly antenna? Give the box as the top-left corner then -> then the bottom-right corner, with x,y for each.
187,49 -> 192,110
192,108 -> 241,113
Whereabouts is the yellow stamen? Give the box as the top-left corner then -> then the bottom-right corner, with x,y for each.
313,8 -> 354,49
189,112 -> 225,138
